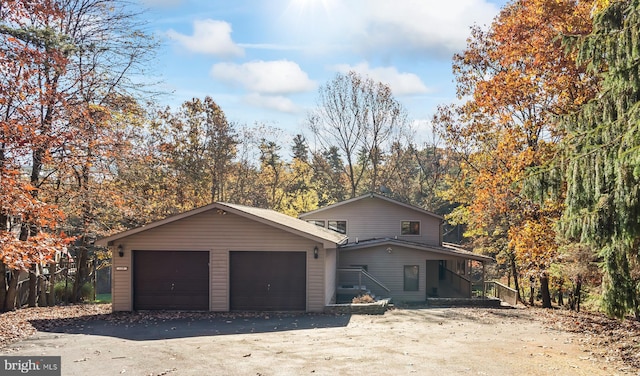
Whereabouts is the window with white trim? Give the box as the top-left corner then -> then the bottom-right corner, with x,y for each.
328,220 -> 346,234
401,221 -> 420,235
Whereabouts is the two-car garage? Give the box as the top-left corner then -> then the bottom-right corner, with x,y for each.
99,202 -> 346,313
132,250 -> 307,311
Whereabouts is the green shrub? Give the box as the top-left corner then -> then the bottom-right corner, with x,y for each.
54,281 -> 94,301
80,282 -> 94,301
54,281 -> 72,301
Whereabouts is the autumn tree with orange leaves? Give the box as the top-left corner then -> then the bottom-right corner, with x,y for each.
0,0 -> 73,310
1,0 -> 156,310
435,0 -> 597,307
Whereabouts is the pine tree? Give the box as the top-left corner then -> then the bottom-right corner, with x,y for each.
561,0 -> 640,319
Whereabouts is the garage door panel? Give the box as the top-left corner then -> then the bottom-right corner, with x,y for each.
230,251 -> 306,311
134,251 -> 209,310
134,294 -> 208,310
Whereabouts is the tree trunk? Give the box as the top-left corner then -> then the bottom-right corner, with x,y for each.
0,262 -> 6,309
557,287 -> 564,306
38,266 -> 47,307
73,247 -> 89,302
574,276 -> 582,313
529,285 -> 534,306
28,265 -> 38,307
20,209 -> 41,308
48,262 -> 57,306
540,273 -> 552,308
0,212 -> 6,308
509,254 -> 522,304
3,270 -> 20,311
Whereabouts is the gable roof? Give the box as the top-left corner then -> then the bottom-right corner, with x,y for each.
96,202 -> 348,248
299,193 -> 444,221
339,238 -> 493,262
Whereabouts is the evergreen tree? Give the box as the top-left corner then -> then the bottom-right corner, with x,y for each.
560,0 -> 640,319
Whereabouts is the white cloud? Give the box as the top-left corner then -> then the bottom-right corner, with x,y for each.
356,0 -> 497,57
210,60 -> 316,95
244,93 -> 300,113
166,19 -> 244,58
333,62 -> 430,96
278,0 -> 498,58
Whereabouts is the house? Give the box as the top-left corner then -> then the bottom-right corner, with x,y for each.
96,193 -> 491,312
298,193 -> 492,302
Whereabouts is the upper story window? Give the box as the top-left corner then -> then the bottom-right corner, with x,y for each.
328,220 -> 347,234
307,220 -> 326,228
401,221 -> 420,235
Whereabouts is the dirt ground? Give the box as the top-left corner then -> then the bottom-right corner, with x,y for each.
1,304 -> 638,376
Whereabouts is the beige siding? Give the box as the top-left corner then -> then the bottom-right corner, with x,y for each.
339,246 -> 466,302
111,210 -> 326,312
302,197 -> 442,246
324,248 -> 337,304
111,246 -> 132,311
306,246 -> 324,311
210,249 -> 228,311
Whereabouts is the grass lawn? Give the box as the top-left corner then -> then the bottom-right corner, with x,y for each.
95,293 -> 111,303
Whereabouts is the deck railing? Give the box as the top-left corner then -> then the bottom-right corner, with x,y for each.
442,268 -> 471,297
337,268 -> 391,299
484,281 -> 518,306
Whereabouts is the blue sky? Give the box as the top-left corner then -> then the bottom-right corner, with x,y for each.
140,0 -> 509,141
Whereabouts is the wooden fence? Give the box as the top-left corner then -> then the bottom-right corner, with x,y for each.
12,258 -> 101,308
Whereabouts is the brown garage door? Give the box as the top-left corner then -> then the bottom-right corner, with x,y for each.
230,251 -> 306,311
134,251 -> 209,310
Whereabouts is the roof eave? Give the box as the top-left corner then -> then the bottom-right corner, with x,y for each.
96,202 -> 347,248
218,203 -> 347,246
339,239 -> 493,262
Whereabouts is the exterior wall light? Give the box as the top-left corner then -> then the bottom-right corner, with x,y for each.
117,244 -> 124,257
313,246 -> 319,259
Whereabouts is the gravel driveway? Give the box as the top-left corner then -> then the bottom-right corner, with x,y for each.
0,306 -> 633,376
